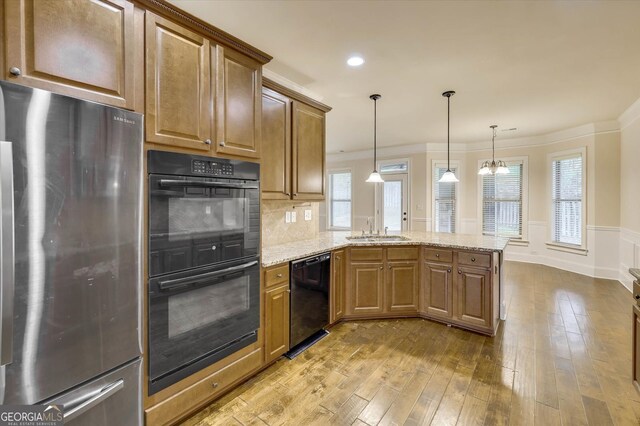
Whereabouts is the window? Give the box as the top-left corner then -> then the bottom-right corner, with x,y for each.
328,171 -> 351,229
433,163 -> 457,233
481,161 -> 524,238
551,152 -> 584,246
379,161 -> 408,174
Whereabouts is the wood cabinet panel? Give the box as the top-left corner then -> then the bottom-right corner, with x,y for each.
330,250 -> 346,323
4,0 -> 139,109
292,101 -> 325,200
349,263 -> 384,315
145,348 -> 262,426
387,247 -> 419,261
386,261 -> 419,313
458,251 -> 491,268
261,87 -> 291,199
215,46 -> 261,158
265,284 -> 290,364
423,262 -> 453,319
350,247 -> 384,262
145,11 -> 211,150
634,305 -> 640,391
424,247 -> 453,263
456,266 -> 492,328
264,263 -> 289,289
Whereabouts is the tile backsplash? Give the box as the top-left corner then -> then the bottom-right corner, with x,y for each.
262,200 -> 319,247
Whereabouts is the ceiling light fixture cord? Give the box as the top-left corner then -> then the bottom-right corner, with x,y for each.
447,94 -> 451,171
492,125 -> 496,161
373,96 -> 377,169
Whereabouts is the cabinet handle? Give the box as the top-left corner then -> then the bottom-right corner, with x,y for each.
471,257 -> 476,262
219,141 -> 226,147
379,266 -> 383,270
447,269 -> 451,273
286,193 -> 291,196
276,273 -> 283,278
212,382 -> 219,389
458,269 -> 462,274
9,67 -> 21,76
286,289 -> 291,293
204,139 -> 212,145
435,253 -> 440,258
635,295 -> 639,300
388,265 -> 392,269
293,193 -> 298,197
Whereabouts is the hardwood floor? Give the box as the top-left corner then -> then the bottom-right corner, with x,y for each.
182,261 -> 640,426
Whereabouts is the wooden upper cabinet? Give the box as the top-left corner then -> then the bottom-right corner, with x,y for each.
4,0 -> 140,109
261,87 -> 291,199
215,47 -> 261,158
292,101 -> 325,200
145,12 -> 211,150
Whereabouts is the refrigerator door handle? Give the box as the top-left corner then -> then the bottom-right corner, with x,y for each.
63,379 -> 124,423
0,141 -> 14,366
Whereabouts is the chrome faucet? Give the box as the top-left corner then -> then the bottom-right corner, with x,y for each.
366,217 -> 373,235
384,226 -> 388,235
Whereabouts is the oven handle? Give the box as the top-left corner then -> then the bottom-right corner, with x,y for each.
158,260 -> 259,292
158,179 -> 258,190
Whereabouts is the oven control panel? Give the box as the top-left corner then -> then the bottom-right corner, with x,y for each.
192,160 -> 234,176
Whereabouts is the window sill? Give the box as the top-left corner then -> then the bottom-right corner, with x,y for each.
328,227 -> 351,232
545,242 -> 588,256
508,239 -> 529,247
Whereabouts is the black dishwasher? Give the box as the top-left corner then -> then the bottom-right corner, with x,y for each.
288,253 -> 331,355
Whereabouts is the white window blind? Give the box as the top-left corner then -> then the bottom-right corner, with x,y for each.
329,171 -> 351,229
482,163 -> 523,238
433,165 -> 456,233
552,155 -> 582,246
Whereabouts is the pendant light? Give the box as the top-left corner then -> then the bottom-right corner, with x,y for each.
478,125 -> 509,175
366,94 -> 384,183
439,90 -> 459,183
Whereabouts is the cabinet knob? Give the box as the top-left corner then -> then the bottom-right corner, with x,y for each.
211,382 -> 219,388
219,141 -> 226,147
276,273 -> 283,278
379,266 -> 383,270
458,269 -> 462,274
211,245 -> 217,251
471,257 -> 476,262
293,193 -> 298,197
435,253 -> 440,258
286,289 -> 291,293
388,265 -> 392,269
635,295 -> 640,300
204,139 -> 212,145
286,193 -> 291,196
9,67 -> 21,76
447,269 -> 451,273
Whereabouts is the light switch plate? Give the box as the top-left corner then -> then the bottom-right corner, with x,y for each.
291,211 -> 297,222
285,211 -> 291,223
304,209 -> 312,221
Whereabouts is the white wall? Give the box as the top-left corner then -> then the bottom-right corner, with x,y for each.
324,119 -> 630,286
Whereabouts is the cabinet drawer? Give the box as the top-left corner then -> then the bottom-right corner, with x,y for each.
458,251 -> 491,268
424,247 -> 453,263
350,247 -> 384,262
146,348 -> 262,425
265,264 -> 289,288
387,247 -> 419,261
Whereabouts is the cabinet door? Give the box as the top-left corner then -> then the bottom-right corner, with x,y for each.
456,266 -> 492,329
423,262 -> 453,319
330,250 -> 345,323
348,263 -> 384,315
261,87 -> 291,199
265,284 -> 290,364
386,261 -> 419,313
4,0 -> 139,109
292,101 -> 325,200
145,12 -> 211,150
634,306 -> 640,388
215,46 -> 261,159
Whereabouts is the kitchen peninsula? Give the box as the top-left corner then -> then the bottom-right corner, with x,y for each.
262,231 -> 509,364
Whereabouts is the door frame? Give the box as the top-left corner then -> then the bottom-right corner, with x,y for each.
374,158 -> 411,231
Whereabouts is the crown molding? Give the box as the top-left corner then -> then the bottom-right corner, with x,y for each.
619,96 -> 640,130
328,121 -> 621,162
262,70 -> 327,104
263,75 -> 331,113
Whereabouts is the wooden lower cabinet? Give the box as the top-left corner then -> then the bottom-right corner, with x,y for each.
349,262 -> 384,315
145,348 -> 262,426
330,250 -> 345,323
634,304 -> 640,391
423,262 -> 453,319
456,265 -> 492,329
264,283 -> 290,364
386,261 -> 419,313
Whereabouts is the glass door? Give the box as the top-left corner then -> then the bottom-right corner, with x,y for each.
377,173 -> 409,232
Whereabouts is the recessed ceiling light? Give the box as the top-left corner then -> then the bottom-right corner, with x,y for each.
347,56 -> 364,67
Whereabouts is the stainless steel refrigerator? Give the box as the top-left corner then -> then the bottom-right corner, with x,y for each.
0,81 -> 142,425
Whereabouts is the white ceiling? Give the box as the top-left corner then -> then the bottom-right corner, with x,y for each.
169,0 -> 640,153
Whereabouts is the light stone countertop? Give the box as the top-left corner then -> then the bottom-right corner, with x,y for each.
630,268 -> 640,281
261,231 -> 510,267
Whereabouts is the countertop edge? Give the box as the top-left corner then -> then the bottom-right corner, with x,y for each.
630,268 -> 640,281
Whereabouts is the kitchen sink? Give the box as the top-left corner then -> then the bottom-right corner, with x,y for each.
346,235 -> 411,242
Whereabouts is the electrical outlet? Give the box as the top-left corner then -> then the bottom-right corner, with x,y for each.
304,209 -> 312,221
291,211 -> 297,222
285,211 -> 291,223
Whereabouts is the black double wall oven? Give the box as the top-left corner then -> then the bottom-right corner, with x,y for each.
147,150 -> 260,395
